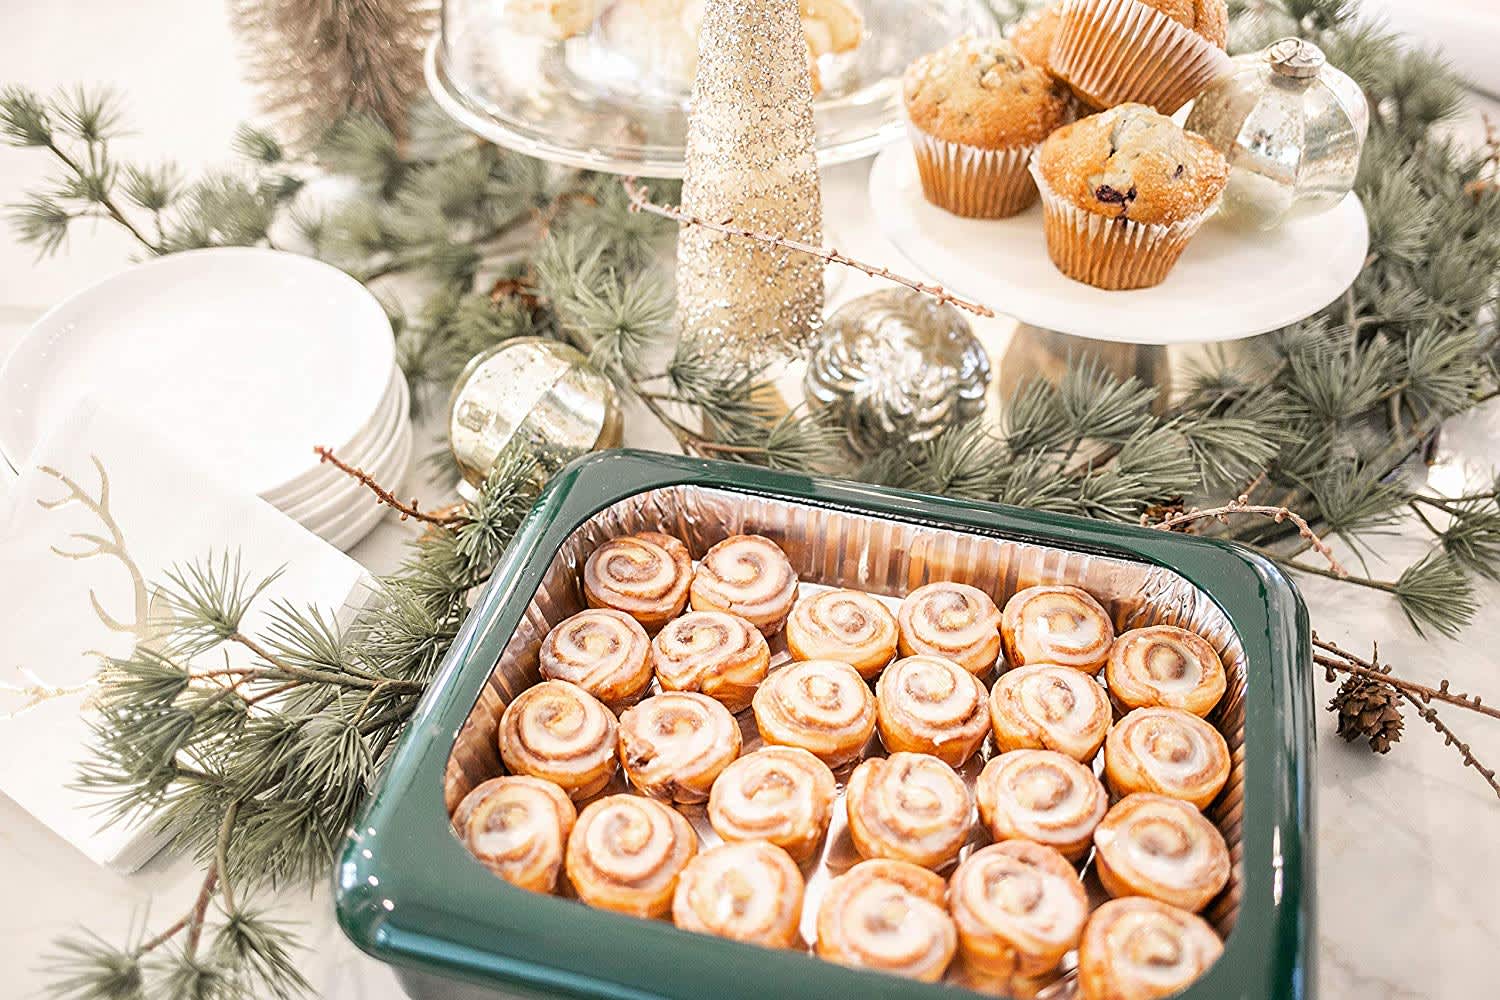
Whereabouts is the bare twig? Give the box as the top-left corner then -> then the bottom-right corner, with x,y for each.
315,446 -> 469,527
138,864 -> 219,956
622,177 -> 996,319
1314,634 -> 1500,801
1146,493 -> 1348,578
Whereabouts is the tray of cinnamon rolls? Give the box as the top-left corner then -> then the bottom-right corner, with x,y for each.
336,450 -> 1314,1000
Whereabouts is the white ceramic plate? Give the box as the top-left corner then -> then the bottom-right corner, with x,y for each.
0,248 -> 394,494
265,368 -> 410,509
261,365 -> 405,504
867,146 -> 1370,345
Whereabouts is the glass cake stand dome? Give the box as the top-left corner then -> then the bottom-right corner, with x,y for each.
426,0 -> 994,177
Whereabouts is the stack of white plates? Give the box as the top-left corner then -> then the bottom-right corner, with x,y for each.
0,248 -> 413,552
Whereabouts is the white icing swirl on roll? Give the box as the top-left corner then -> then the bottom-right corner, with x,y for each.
1000,585 -> 1115,673
1104,707 -> 1230,810
876,655 -> 991,766
1077,898 -> 1224,1000
786,589 -> 899,677
651,610 -> 770,713
672,842 -> 805,947
896,582 -> 1002,675
752,659 -> 877,768
707,746 -> 837,862
690,534 -> 799,635
539,609 -> 652,709
1093,793 -> 1231,913
976,749 -> 1108,861
846,752 -> 973,869
949,840 -> 1089,978
453,776 -> 577,894
497,680 -> 619,800
565,794 -> 697,918
989,663 -> 1112,762
583,532 -> 692,630
1106,626 -> 1227,717
816,859 -> 957,982
617,692 -> 741,804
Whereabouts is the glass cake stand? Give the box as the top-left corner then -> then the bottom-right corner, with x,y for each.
426,0 -> 995,177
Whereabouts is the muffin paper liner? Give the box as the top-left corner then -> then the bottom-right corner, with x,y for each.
1029,156 -> 1212,289
1051,0 -> 1231,113
908,127 -> 1040,219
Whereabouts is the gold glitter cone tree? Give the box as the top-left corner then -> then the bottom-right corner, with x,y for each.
674,0 -> 825,364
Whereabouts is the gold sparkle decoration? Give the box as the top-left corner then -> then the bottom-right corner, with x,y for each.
674,0 -> 826,365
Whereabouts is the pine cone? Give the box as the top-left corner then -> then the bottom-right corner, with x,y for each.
1328,675 -> 1404,753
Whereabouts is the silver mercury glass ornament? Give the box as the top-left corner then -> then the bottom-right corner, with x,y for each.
804,288 -> 991,455
448,337 -> 622,491
1185,37 -> 1369,230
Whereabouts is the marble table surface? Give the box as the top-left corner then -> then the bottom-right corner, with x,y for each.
1,3 -> 1497,998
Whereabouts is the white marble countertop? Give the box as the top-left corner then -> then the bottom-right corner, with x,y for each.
2,3 -> 1497,998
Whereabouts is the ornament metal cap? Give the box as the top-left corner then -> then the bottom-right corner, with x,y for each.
1267,37 -> 1325,80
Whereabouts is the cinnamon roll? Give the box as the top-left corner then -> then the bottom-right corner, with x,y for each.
617,692 -> 741,804
975,750 -> 1108,861
752,659 -> 877,768
583,532 -> 692,631
672,842 -> 806,948
565,794 -> 698,918
948,840 -> 1089,979
815,859 -> 957,982
845,752 -> 973,869
1093,793 -> 1231,913
1000,585 -> 1115,673
786,589 -> 899,678
539,609 -> 652,710
875,655 -> 991,767
651,610 -> 770,713
707,746 -> 837,862
896,582 -> 1002,675
497,680 -> 619,800
1105,626 -> 1227,718
689,534 -> 799,636
452,776 -> 577,894
989,663 -> 1111,762
1103,708 -> 1231,810
1077,897 -> 1224,1000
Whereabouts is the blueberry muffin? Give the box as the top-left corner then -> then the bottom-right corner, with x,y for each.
1030,104 -> 1228,289
1052,0 -> 1230,114
904,36 -> 1072,218
1008,2 -> 1063,75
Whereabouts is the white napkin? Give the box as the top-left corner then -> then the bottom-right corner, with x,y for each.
0,397 -> 373,871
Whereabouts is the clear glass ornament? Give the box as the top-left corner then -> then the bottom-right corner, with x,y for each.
804,289 -> 990,455
448,338 -> 621,489
1185,38 -> 1369,230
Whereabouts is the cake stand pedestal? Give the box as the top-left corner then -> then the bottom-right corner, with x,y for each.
866,145 -> 1370,395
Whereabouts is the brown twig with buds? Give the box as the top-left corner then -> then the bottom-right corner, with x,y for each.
622,177 -> 996,319
1314,634 -> 1500,801
1145,493 -> 1348,578
314,446 -> 469,528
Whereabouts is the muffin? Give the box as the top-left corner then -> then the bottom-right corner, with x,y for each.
1030,104 -> 1228,289
904,36 -> 1072,218
1051,0 -> 1230,114
1008,2 -> 1063,74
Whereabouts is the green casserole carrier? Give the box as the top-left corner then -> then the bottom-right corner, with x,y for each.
335,450 -> 1315,999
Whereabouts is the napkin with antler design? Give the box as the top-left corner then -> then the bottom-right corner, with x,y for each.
0,397 -> 372,871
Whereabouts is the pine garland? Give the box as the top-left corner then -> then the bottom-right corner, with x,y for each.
3,0 -> 1499,994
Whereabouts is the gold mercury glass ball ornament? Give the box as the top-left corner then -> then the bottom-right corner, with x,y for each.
1185,37 -> 1369,230
448,337 -> 622,489
804,288 -> 991,455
